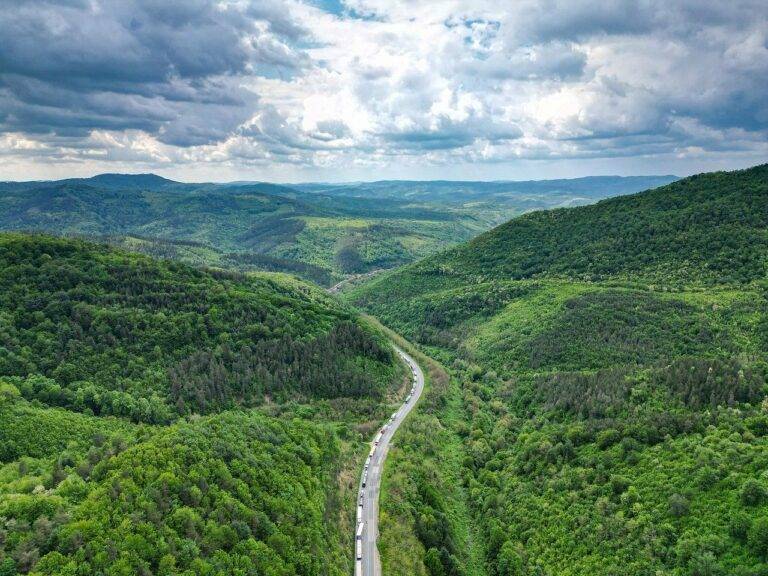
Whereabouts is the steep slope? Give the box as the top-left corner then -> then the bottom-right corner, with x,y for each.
0,399 -> 354,576
0,233 -> 397,422
356,165 -> 767,297
0,233 -> 404,576
350,164 -> 768,576
351,165 -> 768,340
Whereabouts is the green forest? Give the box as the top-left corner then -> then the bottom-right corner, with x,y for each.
0,233 -> 396,421
351,164 -> 768,576
0,406 -> 349,576
0,174 -> 673,285
1,1 -> 763,574
2,164 -> 767,576
0,233 -> 405,575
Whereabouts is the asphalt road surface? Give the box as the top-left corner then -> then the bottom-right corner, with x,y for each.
355,346 -> 425,576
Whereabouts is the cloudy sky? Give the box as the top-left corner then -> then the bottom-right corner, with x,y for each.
1,0 -> 766,182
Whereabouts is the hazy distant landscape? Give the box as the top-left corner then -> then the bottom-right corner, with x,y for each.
0,174 -> 676,285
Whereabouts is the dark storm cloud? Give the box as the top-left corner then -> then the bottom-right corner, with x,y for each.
0,0 -> 307,145
508,1 -> 657,43
500,0 -> 765,44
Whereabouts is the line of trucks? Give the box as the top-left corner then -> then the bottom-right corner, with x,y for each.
355,355 -> 419,576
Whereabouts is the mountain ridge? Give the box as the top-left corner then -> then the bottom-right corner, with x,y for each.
0,173 -> 680,284
356,163 -> 768,294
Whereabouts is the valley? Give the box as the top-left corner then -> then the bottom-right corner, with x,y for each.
2,2 -> 764,574
0,175 -> 676,287
356,348 -> 425,576
348,164 -> 768,576
0,165 -> 765,576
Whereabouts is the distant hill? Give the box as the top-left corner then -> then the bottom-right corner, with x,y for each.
293,175 -> 679,203
356,165 -> 767,294
0,173 -> 679,283
349,164 -> 768,576
0,178 -> 336,281
0,179 -> 311,233
68,172 -> 179,190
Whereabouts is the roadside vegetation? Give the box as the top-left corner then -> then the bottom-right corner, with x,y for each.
372,320 -> 486,576
0,233 -> 403,576
350,164 -> 768,576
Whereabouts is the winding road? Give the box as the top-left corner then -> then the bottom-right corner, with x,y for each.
355,346 -> 425,576
328,269 -> 385,294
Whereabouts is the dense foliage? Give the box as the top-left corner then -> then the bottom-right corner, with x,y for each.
373,327 -> 484,576
0,399 -> 352,576
0,174 -> 674,283
0,233 -> 407,575
0,233 -> 396,422
354,165 -> 768,301
104,236 -> 335,288
353,165 -> 768,575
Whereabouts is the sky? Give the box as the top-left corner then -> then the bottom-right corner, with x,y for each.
0,0 -> 766,182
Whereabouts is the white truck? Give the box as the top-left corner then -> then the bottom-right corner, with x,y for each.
355,522 -> 364,560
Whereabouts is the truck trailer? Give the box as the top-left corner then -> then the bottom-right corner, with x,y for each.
355,522 -> 364,560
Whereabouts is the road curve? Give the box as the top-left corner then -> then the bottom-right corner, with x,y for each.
355,346 -> 425,576
328,269 -> 385,294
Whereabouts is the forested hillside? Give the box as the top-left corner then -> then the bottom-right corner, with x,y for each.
0,399 -> 354,575
351,164 -> 768,576
0,233 -> 406,575
0,174 -> 675,284
0,233 -> 396,421
356,165 -> 767,295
